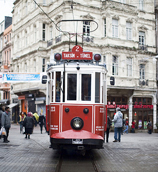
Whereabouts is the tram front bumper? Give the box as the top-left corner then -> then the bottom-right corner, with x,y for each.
50,129 -> 104,149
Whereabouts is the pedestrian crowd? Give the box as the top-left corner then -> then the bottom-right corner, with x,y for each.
0,106 -> 46,143
105,107 -> 153,143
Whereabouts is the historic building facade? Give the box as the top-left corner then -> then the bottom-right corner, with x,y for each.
12,0 -> 157,129
0,16 -> 12,105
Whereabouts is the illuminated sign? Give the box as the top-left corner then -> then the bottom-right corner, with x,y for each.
62,45 -> 93,60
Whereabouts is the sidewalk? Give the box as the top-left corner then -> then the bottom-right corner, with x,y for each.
0,124 -> 59,172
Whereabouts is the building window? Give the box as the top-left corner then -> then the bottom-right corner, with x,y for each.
104,19 -> 106,37
25,35 -> 27,47
126,57 -> 132,76
139,31 -> 145,45
17,65 -> 19,72
126,22 -> 132,40
112,19 -> 118,38
120,0 -> 126,3
34,60 -> 36,72
43,24 -> 46,41
50,26 -> 53,39
42,58 -> 45,72
139,0 -> 144,10
25,63 -> 27,72
34,25 -> 36,43
25,1 -> 28,15
43,0 -> 46,5
139,64 -> 145,79
112,55 -> 118,75
103,55 -> 106,64
83,21 -> 90,36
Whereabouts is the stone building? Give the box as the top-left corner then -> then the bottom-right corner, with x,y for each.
0,16 -> 12,105
12,0 -> 157,130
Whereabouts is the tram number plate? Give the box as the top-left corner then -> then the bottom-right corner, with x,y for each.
72,139 -> 83,144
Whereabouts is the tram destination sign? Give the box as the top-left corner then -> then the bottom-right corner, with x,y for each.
62,45 -> 93,60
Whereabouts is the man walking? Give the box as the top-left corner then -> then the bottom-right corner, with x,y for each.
1,107 -> 11,143
0,106 -> 5,139
39,112 -> 45,134
113,107 -> 123,142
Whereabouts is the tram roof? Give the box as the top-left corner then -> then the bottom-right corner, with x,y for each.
46,61 -> 107,73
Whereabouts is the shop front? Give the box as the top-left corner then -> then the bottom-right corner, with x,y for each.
107,96 -> 129,120
132,97 -> 153,130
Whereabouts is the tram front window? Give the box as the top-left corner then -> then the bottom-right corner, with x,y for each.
67,74 -> 77,100
82,74 -> 91,101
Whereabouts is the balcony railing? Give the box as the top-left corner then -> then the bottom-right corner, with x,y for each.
138,45 -> 147,51
139,79 -> 148,86
83,36 -> 94,43
55,35 -> 62,44
47,39 -> 53,47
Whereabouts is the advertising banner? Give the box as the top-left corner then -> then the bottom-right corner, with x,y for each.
2,73 -> 41,82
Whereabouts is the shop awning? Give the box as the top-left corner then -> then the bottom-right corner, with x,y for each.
7,103 -> 18,108
0,99 -> 9,105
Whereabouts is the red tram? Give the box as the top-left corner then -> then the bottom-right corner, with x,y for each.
42,45 -> 107,150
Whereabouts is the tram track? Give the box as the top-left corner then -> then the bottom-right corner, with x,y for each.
55,150 -> 100,172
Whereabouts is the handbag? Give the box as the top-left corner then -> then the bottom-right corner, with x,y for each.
0,127 -> 6,136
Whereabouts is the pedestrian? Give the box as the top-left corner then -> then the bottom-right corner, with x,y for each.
112,107 -> 123,142
33,111 -> 39,127
1,107 -> 11,143
106,116 -> 112,143
121,118 -> 125,135
147,120 -> 152,134
123,117 -> 129,134
23,112 -> 34,139
0,106 -> 5,139
18,112 -> 26,133
39,112 -> 45,134
131,119 -> 135,133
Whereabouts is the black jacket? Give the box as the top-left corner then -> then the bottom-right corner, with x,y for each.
39,115 -> 45,125
23,116 -> 34,128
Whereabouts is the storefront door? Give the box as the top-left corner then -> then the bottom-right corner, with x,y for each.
133,110 -> 153,130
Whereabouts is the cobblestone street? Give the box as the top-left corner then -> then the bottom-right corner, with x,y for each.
0,124 -> 158,172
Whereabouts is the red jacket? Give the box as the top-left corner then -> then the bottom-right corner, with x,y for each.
132,121 -> 135,128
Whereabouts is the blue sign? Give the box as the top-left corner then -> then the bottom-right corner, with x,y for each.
2,73 -> 40,82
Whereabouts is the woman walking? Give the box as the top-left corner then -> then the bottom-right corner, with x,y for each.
18,112 -> 26,133
23,112 -> 34,139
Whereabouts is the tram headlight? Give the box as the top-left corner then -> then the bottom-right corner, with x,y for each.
71,117 -> 84,130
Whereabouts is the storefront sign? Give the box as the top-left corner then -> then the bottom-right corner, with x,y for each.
107,104 -> 129,109
107,104 -> 153,109
133,105 -> 153,109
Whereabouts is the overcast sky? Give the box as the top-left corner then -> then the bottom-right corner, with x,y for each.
0,0 -> 14,23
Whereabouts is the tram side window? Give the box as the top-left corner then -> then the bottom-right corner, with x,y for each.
67,74 -> 77,100
95,73 -> 100,103
82,74 -> 91,101
56,72 -> 61,102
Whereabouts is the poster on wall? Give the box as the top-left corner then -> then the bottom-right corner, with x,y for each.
138,120 -> 142,128
144,121 -> 147,129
